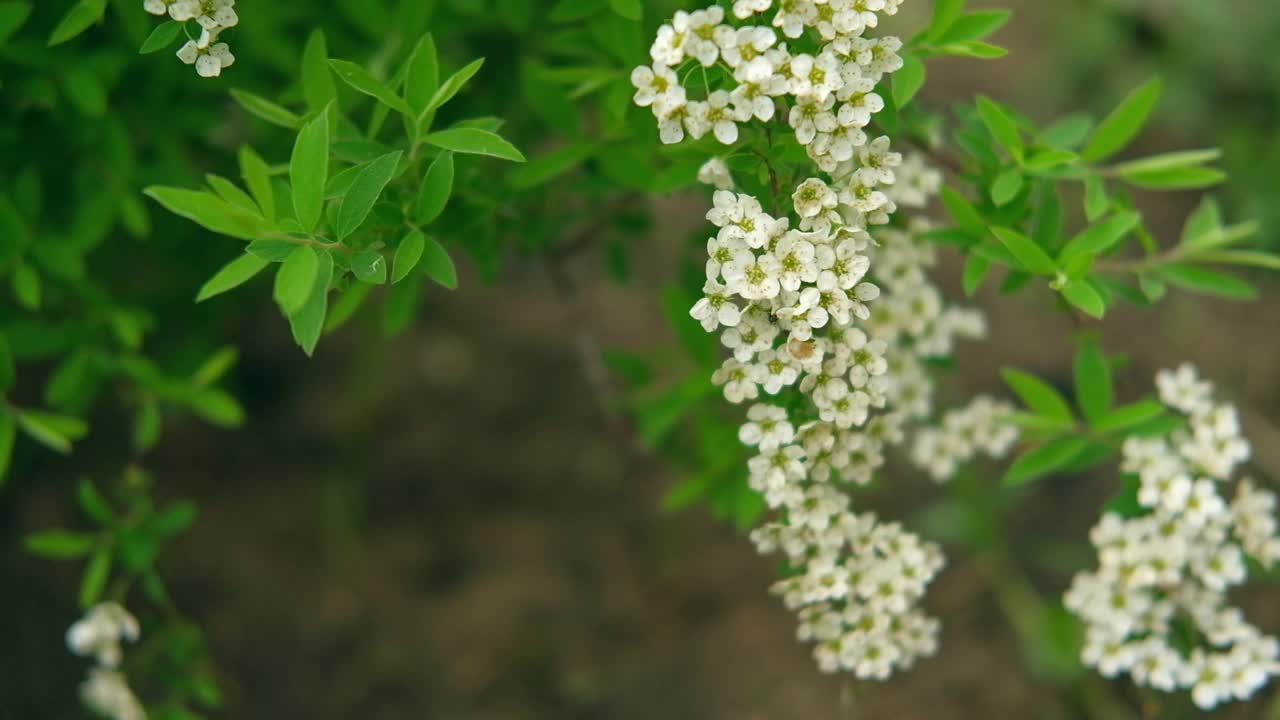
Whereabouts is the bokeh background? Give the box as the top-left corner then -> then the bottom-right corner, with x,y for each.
3,0 -> 1279,718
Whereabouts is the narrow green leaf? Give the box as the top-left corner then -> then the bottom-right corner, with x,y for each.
1192,250 -> 1280,271
230,90 -> 301,129
144,187 -> 271,240
392,230 -> 426,284
237,145 -> 275,222
0,334 -> 13,392
0,2 -> 33,48
1058,211 -> 1141,263
290,108 -> 330,233
426,58 -> 485,114
1118,166 -> 1226,191
187,388 -> 244,427
246,239 -> 297,262
892,53 -> 926,108
328,59 -> 413,115
1093,400 -> 1166,434
335,150 -> 402,240
1083,175 -> 1109,221
1061,280 -> 1106,318
16,409 -> 87,454
925,0 -> 966,41
1002,368 -> 1075,423
25,530 -> 96,558
1024,150 -> 1079,173
12,262 -> 40,309
990,227 -> 1058,275
1181,197 -> 1222,247
976,96 -> 1023,160
138,20 -> 181,54
405,33 -> 440,114
424,127 -> 525,162
1109,148 -> 1221,177
990,168 -> 1024,206
274,246 -> 320,315
48,0 -> 105,46
1157,264 -> 1257,300
415,152 -> 454,224
79,547 -> 112,608
962,254 -> 990,296
1038,114 -> 1093,150
1004,436 -> 1091,487
192,347 -> 238,387
1073,340 -> 1112,421
939,40 -> 1008,58
941,187 -> 986,238
205,175 -> 259,216
507,144 -> 595,189
300,29 -> 337,113
196,253 -> 269,302
288,251 -> 333,356
933,10 -> 1010,45
1082,76 -> 1163,162
607,0 -> 642,20
421,236 -> 458,290
76,478 -> 113,524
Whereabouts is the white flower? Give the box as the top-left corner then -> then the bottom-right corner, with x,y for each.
650,12 -> 690,65
739,404 -> 795,451
690,280 -> 742,331
721,26 -> 778,81
792,178 -> 838,219
143,0 -> 170,14
772,0 -> 816,38
1157,363 -> 1214,415
723,249 -> 782,300
704,90 -> 741,144
67,603 -> 140,669
684,6 -> 725,66
789,93 -> 839,146
81,668 -> 146,720
630,64 -> 682,108
176,40 -> 235,78
697,157 -> 735,190
858,136 -> 902,185
712,358 -> 760,403
773,232 -> 819,291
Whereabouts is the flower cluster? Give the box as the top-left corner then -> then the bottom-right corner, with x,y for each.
143,0 -> 238,77
909,396 -> 1020,482
631,0 -> 905,173
1065,365 -> 1280,710
67,603 -> 147,720
684,150 -> 990,676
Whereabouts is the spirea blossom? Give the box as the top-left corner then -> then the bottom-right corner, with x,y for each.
1065,368 -> 1280,710
68,603 -> 147,719
144,0 -> 239,77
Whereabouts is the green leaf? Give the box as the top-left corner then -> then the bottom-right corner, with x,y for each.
925,0 -> 966,41
1181,196 -> 1222,247
144,187 -> 271,240
1002,368 -> 1075,424
1058,211 -> 1140,263
206,174 -> 260,216
1093,400 -> 1166,434
1073,340 -> 1112,421
76,478 -> 113,525
1024,150 -> 1079,173
0,2 -> 33,47
424,128 -> 525,162
335,150 -> 402,240
16,409 -> 87,454
962,254 -> 990,296
0,334 -> 13,392
425,58 -> 485,113
328,59 -> 413,115
300,29 -> 337,113
1038,114 -> 1093,150
351,250 -> 388,284
1004,436 -> 1091,487
230,90 -> 301,130
288,251 -> 333,356
1083,175 -> 1109,221
892,54 -> 926,108
25,530 -> 96,558
939,40 -> 1007,58
138,20 -> 181,54
1193,250 -> 1280,271
0,409 -> 15,485
274,246 -> 320,315
990,168 -> 1023,206
392,230 -> 426,284
148,501 -> 198,537
415,152 -> 454,225
1118,166 -> 1226,191
290,108 -> 330,233
192,347 -> 238,387
79,547 -> 112,608
990,227 -> 1058,275
405,33 -> 440,114
1157,264 -> 1257,300
421,236 -> 458,290
1109,148 -> 1221,177
187,388 -> 244,427
607,0 -> 642,20
933,10 -> 1010,45
48,0 -> 105,46
12,262 -> 39,309
1081,76 -> 1163,162
238,145 -> 275,222
197,253 -> 269,302
1061,280 -> 1106,319
976,96 -> 1023,160
246,239 -> 297,262
941,187 -> 986,238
